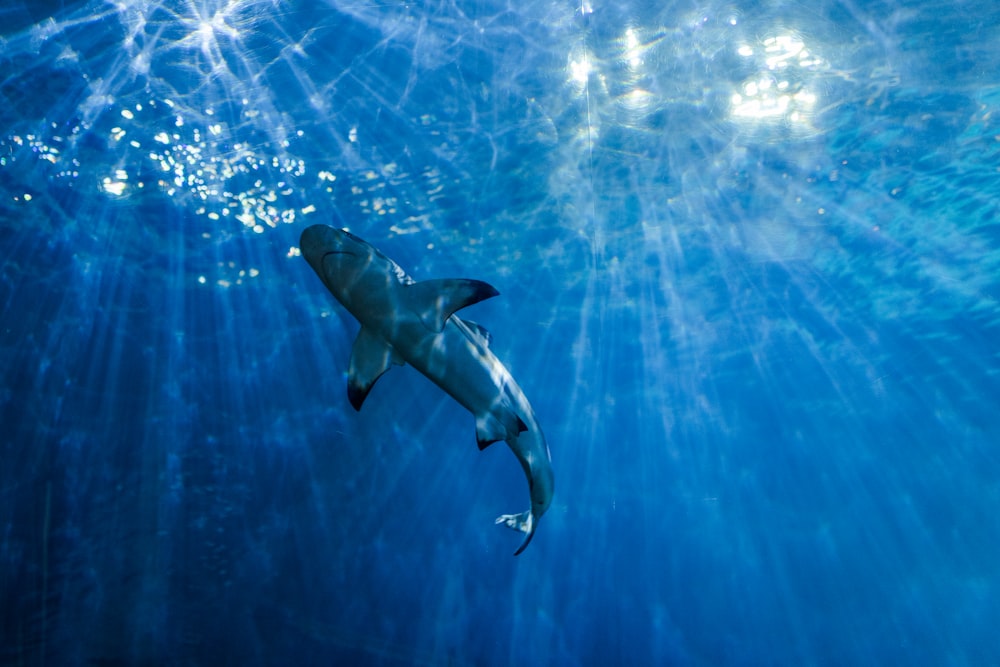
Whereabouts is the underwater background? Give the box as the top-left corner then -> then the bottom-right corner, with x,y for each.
2,0 -> 1000,664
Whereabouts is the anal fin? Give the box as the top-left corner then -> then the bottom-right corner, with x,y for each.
475,413 -> 507,450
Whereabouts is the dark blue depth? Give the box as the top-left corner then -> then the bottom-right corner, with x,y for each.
2,0 -> 1000,665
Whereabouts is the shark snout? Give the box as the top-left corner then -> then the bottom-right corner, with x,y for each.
300,225 -> 368,283
300,224 -> 347,266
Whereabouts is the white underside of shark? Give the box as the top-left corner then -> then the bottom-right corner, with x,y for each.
300,224 -> 554,554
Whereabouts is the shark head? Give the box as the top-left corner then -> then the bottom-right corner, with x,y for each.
300,224 -> 368,284
300,225 -> 414,302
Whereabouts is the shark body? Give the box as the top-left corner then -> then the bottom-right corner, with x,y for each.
299,224 -> 553,554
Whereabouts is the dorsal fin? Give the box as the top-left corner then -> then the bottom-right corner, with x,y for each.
403,279 -> 499,332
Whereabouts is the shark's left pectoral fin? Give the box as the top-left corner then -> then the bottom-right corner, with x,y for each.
460,320 -> 493,348
404,279 -> 499,332
347,327 -> 404,411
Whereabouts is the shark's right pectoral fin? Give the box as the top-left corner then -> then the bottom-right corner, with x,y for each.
347,327 -> 404,411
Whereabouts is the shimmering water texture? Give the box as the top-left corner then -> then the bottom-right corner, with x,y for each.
2,0 -> 1000,665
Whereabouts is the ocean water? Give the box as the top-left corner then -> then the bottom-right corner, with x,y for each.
2,0 -> 999,664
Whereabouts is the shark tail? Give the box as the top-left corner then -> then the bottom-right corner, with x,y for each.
495,510 -> 536,555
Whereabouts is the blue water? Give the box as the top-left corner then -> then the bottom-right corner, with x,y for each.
2,0 -> 999,664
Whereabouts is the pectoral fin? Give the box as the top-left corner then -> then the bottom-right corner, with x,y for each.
347,327 -> 404,411
404,279 -> 499,332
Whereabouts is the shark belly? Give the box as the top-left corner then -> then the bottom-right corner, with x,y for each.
390,317 -> 524,438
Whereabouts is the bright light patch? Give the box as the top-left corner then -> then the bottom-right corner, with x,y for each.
729,33 -> 826,126
623,28 -> 642,68
623,89 -> 654,113
570,57 -> 592,84
764,35 -> 806,70
625,29 -> 639,51
102,178 -> 126,196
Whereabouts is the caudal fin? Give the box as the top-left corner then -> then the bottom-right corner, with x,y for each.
495,510 -> 536,555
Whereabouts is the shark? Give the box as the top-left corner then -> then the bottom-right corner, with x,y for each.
299,224 -> 554,554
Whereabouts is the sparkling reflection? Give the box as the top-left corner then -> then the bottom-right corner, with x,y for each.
730,33 -> 826,126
